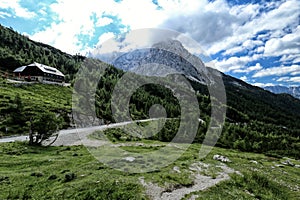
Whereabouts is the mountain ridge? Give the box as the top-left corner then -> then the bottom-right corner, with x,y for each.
111,39 -> 212,84
264,85 -> 300,99
1,24 -> 300,158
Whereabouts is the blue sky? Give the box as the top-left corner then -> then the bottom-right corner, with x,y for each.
0,0 -> 299,87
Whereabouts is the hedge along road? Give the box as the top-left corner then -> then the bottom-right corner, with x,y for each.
0,119 -> 160,146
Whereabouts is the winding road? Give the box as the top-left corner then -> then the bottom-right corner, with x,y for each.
0,119 -> 153,146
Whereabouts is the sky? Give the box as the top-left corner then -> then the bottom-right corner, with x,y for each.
0,0 -> 299,87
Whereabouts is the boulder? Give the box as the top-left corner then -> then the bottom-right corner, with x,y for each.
124,157 -> 135,162
213,155 -> 231,163
281,160 -> 295,167
173,166 -> 181,173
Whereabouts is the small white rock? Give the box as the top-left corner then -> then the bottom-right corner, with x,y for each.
124,157 -> 135,162
173,166 -> 181,173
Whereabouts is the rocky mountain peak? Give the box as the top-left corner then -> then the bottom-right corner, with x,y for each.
112,39 -> 212,84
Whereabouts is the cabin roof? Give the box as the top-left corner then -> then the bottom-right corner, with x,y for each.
13,62 -> 64,77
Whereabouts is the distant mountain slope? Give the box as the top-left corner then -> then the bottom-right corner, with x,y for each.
0,24 -> 84,82
264,85 -> 300,99
220,71 -> 300,129
107,39 -> 300,130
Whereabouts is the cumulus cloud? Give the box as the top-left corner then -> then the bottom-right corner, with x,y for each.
0,0 -> 36,18
97,32 -> 115,45
31,22 -> 84,54
14,0 -> 293,57
276,76 -> 300,83
0,11 -> 12,18
240,75 -> 247,81
233,63 -> 263,73
160,0 -> 240,48
211,54 -> 262,72
289,77 -> 300,83
253,65 -> 300,78
264,25 -> 300,56
277,77 -> 290,82
252,82 -> 275,87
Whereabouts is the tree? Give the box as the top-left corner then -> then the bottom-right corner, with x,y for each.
28,112 -> 63,146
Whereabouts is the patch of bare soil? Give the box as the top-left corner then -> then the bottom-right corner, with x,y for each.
139,162 -> 239,200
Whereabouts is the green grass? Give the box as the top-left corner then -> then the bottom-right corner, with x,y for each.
0,81 -> 72,135
0,142 -> 146,199
0,81 -> 72,112
0,140 -> 299,199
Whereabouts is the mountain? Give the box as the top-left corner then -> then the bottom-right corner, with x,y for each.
112,40 -> 212,84
106,39 -> 300,128
1,26 -> 300,158
264,85 -> 300,99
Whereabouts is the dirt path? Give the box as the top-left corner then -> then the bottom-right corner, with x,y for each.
140,163 -> 238,200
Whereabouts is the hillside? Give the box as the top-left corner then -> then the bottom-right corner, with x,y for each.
0,24 -> 84,82
0,26 -> 299,158
74,60 -> 299,159
0,80 -> 72,135
91,40 -> 300,158
0,24 -> 300,200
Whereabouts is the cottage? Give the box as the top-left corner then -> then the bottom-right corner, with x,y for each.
13,62 -> 64,83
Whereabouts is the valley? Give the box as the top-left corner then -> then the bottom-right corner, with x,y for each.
0,24 -> 300,199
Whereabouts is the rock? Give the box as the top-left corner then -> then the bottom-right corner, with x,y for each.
48,174 -> 57,180
30,172 -> 44,177
213,155 -> 231,163
60,169 -> 70,174
173,166 -> 181,173
112,40 -> 212,85
0,176 -> 10,183
250,160 -> 258,164
295,165 -> 300,168
282,160 -> 295,167
124,157 -> 135,162
64,172 -> 76,182
275,164 -> 285,168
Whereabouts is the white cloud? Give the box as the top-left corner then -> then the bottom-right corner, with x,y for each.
97,32 -> 115,45
0,0 -> 36,18
161,0 -> 240,51
291,71 -> 300,76
31,22 -> 84,54
289,77 -> 300,83
252,82 -> 275,87
28,0 -> 300,61
253,65 -> 300,78
212,54 -> 262,72
240,75 -> 247,81
277,76 -> 290,82
233,63 -> 263,73
293,57 -> 300,64
255,46 -> 264,54
194,0 -> 300,56
264,25 -> 300,56
276,76 -> 300,83
280,54 -> 300,64
30,0 -> 170,54
0,11 -> 12,18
